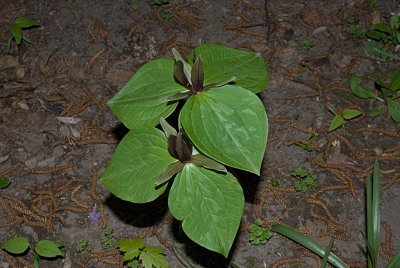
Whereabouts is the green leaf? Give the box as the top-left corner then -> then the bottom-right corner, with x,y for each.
101,126 -> 176,203
34,240 -> 63,258
168,164 -> 244,257
348,74 -> 381,100
140,246 -> 169,268
14,17 -> 40,28
159,117 -> 177,137
328,115 -> 344,132
390,13 -> 400,29
389,67 -> 400,91
0,177 -> 11,189
369,105 -> 385,116
190,44 -> 268,93
271,224 -> 349,268
180,85 -> 268,174
10,24 -> 22,44
118,238 -> 145,261
1,237 -> 29,254
342,108 -> 362,120
365,40 -> 399,61
190,154 -> 227,173
107,59 -> 186,129
387,250 -> 400,268
388,99 -> 400,123
321,238 -> 335,268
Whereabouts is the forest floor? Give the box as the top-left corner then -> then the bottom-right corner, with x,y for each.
0,0 -> 400,267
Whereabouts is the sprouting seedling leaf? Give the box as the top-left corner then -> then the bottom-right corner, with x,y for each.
6,17 -> 40,53
118,237 -> 145,261
34,240 -> 63,258
328,115 -> 345,132
365,40 -> 400,61
389,67 -> 400,91
1,237 -> 30,254
342,108 -> 362,120
0,177 -> 11,189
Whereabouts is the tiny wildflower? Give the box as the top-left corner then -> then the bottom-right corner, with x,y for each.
88,203 -> 100,221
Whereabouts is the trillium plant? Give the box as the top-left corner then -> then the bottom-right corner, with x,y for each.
101,44 -> 268,257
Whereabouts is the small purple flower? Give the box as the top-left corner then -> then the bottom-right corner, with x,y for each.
88,203 -> 100,221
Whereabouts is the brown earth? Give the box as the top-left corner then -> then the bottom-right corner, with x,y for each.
0,0 -> 400,267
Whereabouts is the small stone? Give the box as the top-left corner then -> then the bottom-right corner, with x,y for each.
15,66 -> 25,79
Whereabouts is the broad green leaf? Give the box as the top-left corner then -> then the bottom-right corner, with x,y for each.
1,237 -> 29,254
140,246 -> 168,268
180,85 -> 268,174
34,240 -> 63,258
388,99 -> 400,123
14,17 -> 40,28
389,67 -> 400,91
107,59 -> 187,129
118,238 -> 145,261
271,224 -> 349,268
342,108 -> 362,120
101,126 -> 176,203
369,105 -> 385,116
190,44 -> 268,93
0,177 -> 10,188
168,164 -> 244,257
328,115 -> 344,132
348,74 -> 380,100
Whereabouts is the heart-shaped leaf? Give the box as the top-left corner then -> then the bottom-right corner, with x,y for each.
34,240 -> 63,258
1,237 -> 29,254
190,44 -> 268,93
180,85 -> 268,174
168,164 -> 244,257
107,58 -> 187,129
101,126 -> 176,203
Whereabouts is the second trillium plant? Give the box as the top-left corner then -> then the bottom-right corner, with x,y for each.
101,44 -> 269,257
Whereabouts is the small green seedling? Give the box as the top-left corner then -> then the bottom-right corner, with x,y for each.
248,219 -> 272,245
349,68 -> 400,123
160,8 -> 174,21
117,237 -> 168,268
123,0 -> 137,14
365,12 -> 400,60
6,17 -> 40,53
0,177 -> 11,189
1,237 -> 63,266
291,167 -> 318,194
100,228 -> 118,249
301,39 -> 314,51
75,239 -> 89,255
268,179 -> 280,187
328,106 -> 362,132
347,16 -> 364,38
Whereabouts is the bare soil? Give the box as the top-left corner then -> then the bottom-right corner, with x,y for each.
0,0 -> 400,267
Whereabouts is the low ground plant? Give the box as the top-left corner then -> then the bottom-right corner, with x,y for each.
101,44 -> 268,256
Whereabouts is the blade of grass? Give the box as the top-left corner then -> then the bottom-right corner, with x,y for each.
386,250 -> 400,268
321,238 -> 335,268
366,161 -> 381,267
271,224 -> 349,268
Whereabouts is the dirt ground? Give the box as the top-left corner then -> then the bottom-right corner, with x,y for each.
1,0 -> 400,267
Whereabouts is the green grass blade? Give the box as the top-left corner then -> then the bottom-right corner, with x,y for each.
386,250 -> 400,268
366,161 -> 380,267
321,238 -> 335,268
271,224 -> 349,268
